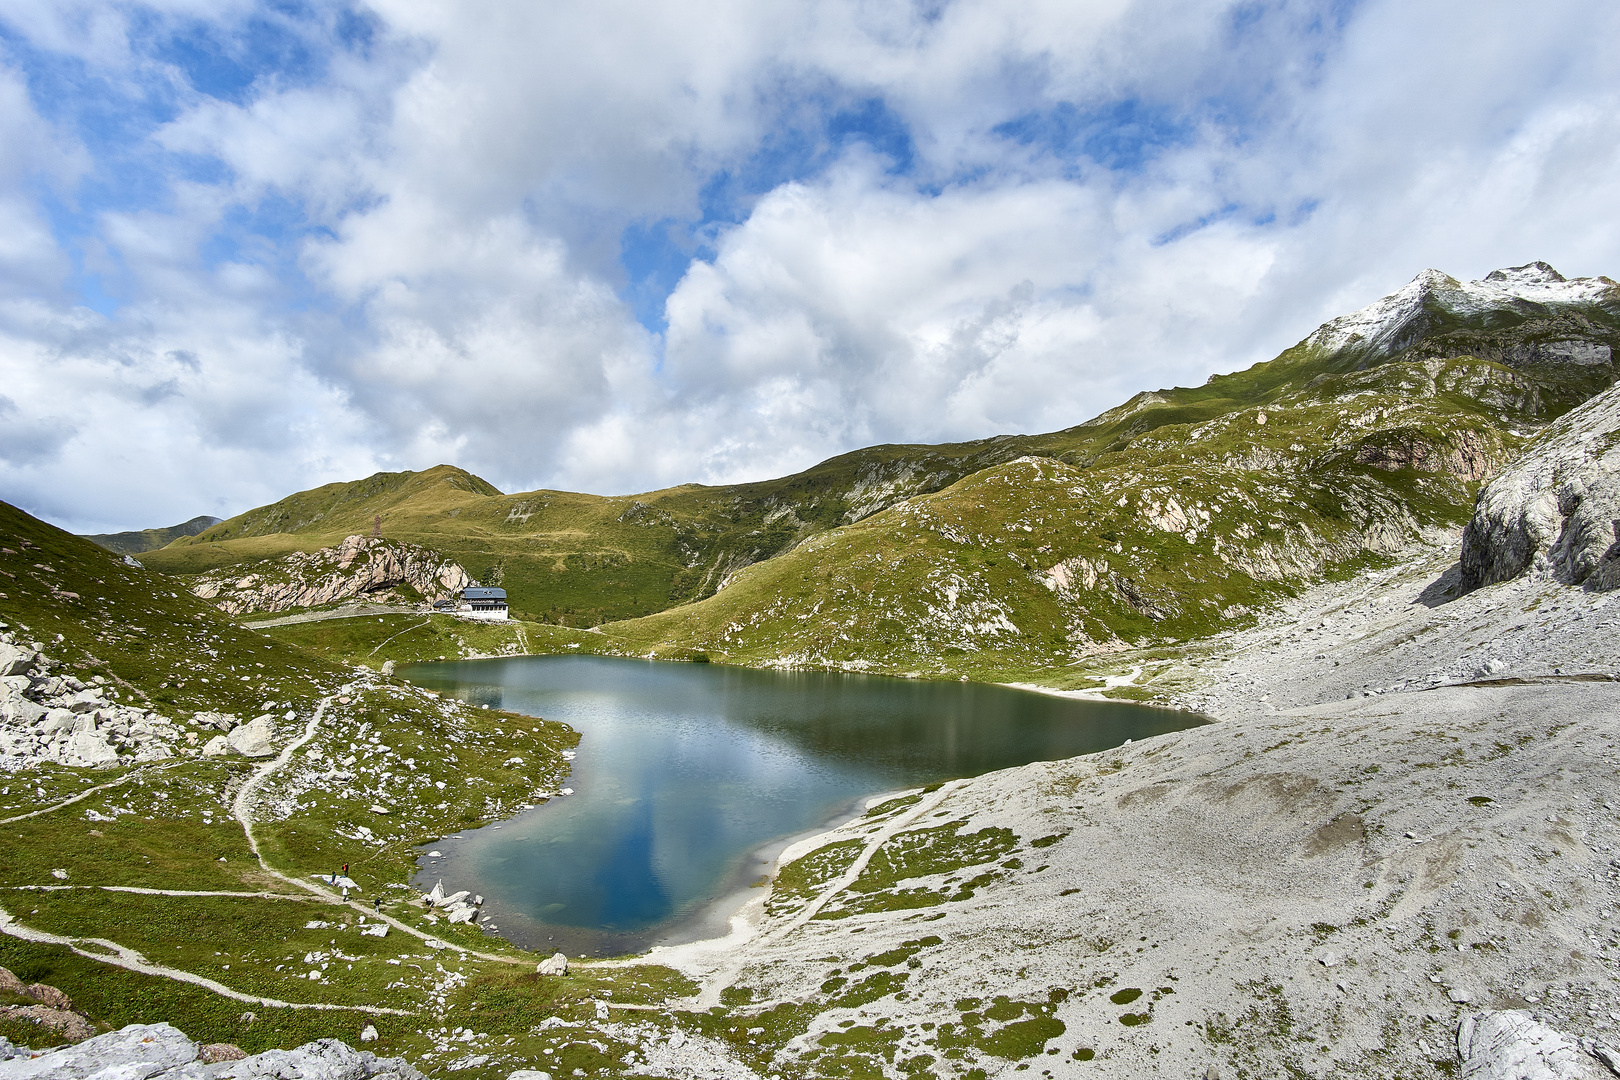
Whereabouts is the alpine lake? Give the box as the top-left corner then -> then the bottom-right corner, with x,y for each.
399,655 -> 1204,957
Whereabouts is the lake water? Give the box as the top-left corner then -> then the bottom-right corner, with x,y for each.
400,655 -> 1202,956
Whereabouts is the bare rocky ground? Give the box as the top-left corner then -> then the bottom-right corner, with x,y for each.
1165,527 -> 1620,721
617,526 -> 1620,1079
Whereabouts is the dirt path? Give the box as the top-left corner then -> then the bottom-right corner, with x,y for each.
0,765 -> 172,826
0,900 -> 412,1015
228,686 -> 530,964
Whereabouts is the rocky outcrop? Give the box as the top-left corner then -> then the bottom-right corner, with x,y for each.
1351,427 -> 1502,481
0,967 -> 95,1044
1459,381 -> 1620,592
1456,1011 -> 1613,1079
190,536 -> 472,616
0,629 -> 196,772
0,1022 -> 422,1080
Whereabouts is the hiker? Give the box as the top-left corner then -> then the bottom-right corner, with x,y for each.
342,862 -> 349,878
374,897 -> 382,913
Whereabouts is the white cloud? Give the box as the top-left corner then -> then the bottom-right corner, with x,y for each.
1,0 -> 1619,531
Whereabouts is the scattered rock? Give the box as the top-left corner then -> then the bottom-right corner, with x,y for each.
536,953 -> 568,977
380,661 -> 395,676
0,644 -> 36,678
0,968 -> 22,994
21,984 -> 71,1011
507,1071 -> 553,1080
0,1004 -> 95,1042
360,1025 -> 379,1043
1450,987 -> 1476,1004
201,735 -> 230,757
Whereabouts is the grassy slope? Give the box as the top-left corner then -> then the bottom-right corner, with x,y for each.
0,503 -> 659,1075
141,446 -> 1062,627
82,516 -> 221,556
142,281 -> 1620,638
592,306 -> 1620,683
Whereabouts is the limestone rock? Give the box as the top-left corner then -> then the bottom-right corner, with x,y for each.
226,716 -> 275,758
189,536 -> 472,616
359,1025 -> 379,1043
0,1021 -> 196,1079
536,953 -> 567,977
0,967 -> 23,994
0,1022 -> 425,1080
201,735 -> 230,757
1460,380 -> 1620,592
380,661 -> 395,676
0,645 -> 36,678
507,1072 -> 553,1080
61,728 -> 118,768
193,712 -> 239,733
1457,1010 -> 1609,1079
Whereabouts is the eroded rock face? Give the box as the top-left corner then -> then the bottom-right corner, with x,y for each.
1460,380 -> 1620,592
190,536 -> 472,616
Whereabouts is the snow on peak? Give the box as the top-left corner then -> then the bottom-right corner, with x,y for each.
1303,263 -> 1615,357
1484,261 -> 1564,285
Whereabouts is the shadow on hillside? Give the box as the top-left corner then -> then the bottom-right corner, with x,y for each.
1415,562 -> 1466,609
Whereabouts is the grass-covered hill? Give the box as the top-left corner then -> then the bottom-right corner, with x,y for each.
142,264 -> 1619,659
140,443 -> 1065,626
82,515 -> 222,556
594,263 -> 1620,681
0,501 -> 605,1067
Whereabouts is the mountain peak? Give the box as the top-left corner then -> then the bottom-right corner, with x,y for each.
1485,261 -> 1565,285
1303,261 -> 1615,360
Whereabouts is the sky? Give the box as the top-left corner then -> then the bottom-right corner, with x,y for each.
1,0 -> 1618,533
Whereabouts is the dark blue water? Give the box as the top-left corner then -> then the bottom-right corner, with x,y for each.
401,655 -> 1202,956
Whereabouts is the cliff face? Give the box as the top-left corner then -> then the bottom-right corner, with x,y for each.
1459,380 -> 1620,593
189,535 -> 473,615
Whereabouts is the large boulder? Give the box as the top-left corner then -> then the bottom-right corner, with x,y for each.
1460,380 -> 1620,592
60,728 -> 118,768
0,1022 -> 196,1079
226,716 -> 276,758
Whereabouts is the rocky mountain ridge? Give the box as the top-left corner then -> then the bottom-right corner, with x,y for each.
189,536 -> 473,616
1306,261 -> 1617,361
142,262 -> 1620,648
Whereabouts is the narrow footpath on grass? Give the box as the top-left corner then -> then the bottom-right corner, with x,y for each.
0,899 -> 412,1015
230,683 -> 533,965
0,764 -> 176,825
676,779 -> 967,1010
0,682 -> 532,1024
